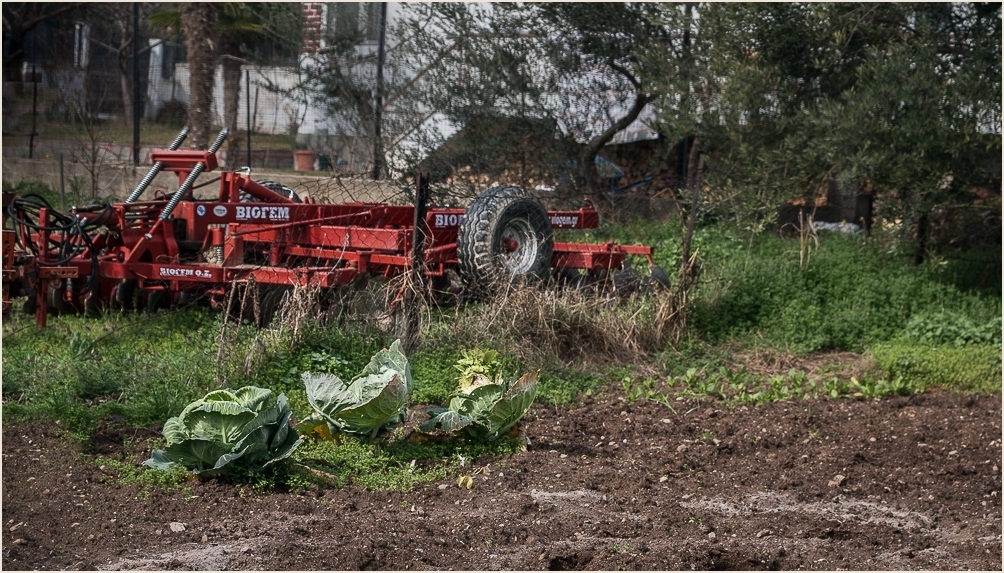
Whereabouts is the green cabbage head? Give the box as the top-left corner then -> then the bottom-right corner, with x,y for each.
297,339 -> 413,439
144,386 -> 302,476
419,371 -> 539,440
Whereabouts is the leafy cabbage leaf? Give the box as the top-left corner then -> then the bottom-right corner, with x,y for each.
419,371 -> 538,440
144,386 -> 301,476
298,339 -> 412,439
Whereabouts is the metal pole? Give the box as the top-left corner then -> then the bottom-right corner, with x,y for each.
246,69 -> 251,168
29,63 -> 37,159
132,2 -> 141,164
59,154 -> 66,210
372,2 -> 387,180
404,171 -> 430,352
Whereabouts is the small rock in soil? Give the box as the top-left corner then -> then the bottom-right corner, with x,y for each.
13,539 -> 27,545
828,474 -> 846,487
708,532 -> 717,541
201,534 -> 208,543
170,522 -> 186,532
756,529 -> 771,538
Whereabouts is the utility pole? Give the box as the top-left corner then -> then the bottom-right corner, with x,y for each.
372,2 -> 387,180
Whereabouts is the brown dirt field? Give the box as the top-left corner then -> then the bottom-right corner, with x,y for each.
2,390 -> 1001,571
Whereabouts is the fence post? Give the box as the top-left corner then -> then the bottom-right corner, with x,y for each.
404,172 -> 430,352
59,154 -> 66,210
29,63 -> 37,159
132,1 -> 140,165
246,69 -> 252,169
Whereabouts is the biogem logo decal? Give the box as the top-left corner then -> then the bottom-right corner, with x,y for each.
158,267 -> 213,278
434,213 -> 464,228
550,215 -> 579,227
235,205 -> 290,221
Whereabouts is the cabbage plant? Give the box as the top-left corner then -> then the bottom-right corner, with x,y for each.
297,339 -> 413,439
419,370 -> 539,440
144,386 -> 301,476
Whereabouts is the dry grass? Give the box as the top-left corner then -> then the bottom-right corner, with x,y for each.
426,278 -> 688,373
716,342 -> 880,382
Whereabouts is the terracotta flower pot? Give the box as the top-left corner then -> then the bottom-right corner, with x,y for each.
294,149 -> 316,171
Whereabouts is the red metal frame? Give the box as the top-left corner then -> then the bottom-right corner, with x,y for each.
2,143 -> 654,326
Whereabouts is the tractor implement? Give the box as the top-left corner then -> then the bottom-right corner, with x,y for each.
2,128 -> 663,327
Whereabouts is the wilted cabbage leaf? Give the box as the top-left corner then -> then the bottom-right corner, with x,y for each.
297,339 -> 413,439
145,386 -> 301,476
420,371 -> 539,440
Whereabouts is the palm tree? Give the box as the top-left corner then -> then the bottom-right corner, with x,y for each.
178,4 -> 217,149
150,4 -> 298,160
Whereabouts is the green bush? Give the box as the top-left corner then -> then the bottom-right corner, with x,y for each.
871,341 -> 1002,394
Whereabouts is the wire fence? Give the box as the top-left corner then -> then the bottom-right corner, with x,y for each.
3,51 -> 683,223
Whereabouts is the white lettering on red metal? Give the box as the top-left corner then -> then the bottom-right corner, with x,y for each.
550,215 -> 579,227
434,213 -> 464,228
158,267 -> 213,278
235,205 -> 291,221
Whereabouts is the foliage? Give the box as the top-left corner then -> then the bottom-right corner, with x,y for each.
297,340 -> 413,439
420,352 -> 539,441
871,341 -> 1002,394
453,348 -> 501,391
291,432 -> 522,492
905,312 -> 1001,348
646,3 -> 1001,231
145,386 -> 302,476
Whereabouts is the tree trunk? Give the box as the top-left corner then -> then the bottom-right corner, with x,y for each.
577,92 -> 653,199
914,211 -> 930,265
221,36 -> 242,166
115,19 -> 132,127
180,4 -> 218,149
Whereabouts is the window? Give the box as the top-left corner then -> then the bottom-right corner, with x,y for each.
328,2 -> 382,43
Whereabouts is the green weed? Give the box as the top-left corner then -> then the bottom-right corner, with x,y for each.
871,341 -> 1002,394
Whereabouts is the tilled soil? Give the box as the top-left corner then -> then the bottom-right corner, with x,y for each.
2,390 -> 1001,571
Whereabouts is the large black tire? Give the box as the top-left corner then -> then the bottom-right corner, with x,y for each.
239,179 -> 303,203
458,186 -> 553,292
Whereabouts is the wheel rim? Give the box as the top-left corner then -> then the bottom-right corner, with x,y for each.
499,217 -> 539,275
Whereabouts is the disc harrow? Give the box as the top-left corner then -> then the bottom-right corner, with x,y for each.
2,128 -> 664,327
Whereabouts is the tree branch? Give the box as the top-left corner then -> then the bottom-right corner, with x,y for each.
608,59 -> 642,91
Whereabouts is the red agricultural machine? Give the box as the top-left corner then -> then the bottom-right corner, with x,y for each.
2,128 -> 664,327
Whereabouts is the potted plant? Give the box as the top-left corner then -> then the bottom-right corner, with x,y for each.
285,105 -> 315,171
293,142 -> 316,172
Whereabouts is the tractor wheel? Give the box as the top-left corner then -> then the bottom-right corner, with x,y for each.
458,186 -> 553,292
240,180 -> 302,203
